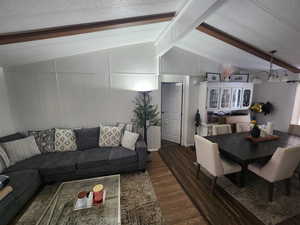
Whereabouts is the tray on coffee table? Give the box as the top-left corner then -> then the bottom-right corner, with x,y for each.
36,175 -> 120,225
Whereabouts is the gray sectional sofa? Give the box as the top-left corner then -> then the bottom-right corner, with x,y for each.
0,130 -> 147,225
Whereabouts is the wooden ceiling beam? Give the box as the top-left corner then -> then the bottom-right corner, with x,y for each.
197,23 -> 300,73
0,12 -> 176,45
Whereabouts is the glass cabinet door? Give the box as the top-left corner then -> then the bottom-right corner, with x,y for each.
231,88 -> 242,109
220,88 -> 231,110
242,88 -> 252,108
207,88 -> 220,110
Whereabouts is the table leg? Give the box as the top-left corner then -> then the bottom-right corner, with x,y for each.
239,163 -> 247,187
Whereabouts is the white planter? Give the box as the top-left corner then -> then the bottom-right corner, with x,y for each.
147,126 -> 161,151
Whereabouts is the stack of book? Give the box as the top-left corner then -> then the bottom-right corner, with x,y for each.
0,175 -> 13,201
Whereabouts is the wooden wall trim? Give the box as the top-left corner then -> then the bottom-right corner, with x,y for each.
197,23 -> 300,73
0,12 -> 176,45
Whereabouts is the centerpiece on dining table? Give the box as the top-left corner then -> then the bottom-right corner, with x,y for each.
246,121 -> 279,143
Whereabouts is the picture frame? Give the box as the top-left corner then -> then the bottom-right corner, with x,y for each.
206,72 -> 221,82
229,74 -> 249,82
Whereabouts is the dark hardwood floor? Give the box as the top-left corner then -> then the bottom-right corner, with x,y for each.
148,151 -> 208,225
159,141 -> 263,225
158,141 -> 300,225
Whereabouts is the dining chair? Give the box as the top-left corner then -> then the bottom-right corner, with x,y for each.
212,124 -> 232,136
194,135 -> 242,193
288,124 -> 300,136
288,124 -> 300,181
248,145 -> 300,201
236,123 -> 251,132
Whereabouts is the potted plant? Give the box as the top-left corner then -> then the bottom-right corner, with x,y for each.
132,92 -> 161,151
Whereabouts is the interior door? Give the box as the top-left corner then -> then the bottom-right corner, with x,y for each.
161,83 -> 183,144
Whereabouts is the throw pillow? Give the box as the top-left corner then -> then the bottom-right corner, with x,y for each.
121,131 -> 139,151
2,136 -> 41,165
99,125 -> 123,147
0,132 -> 26,143
74,127 -> 99,151
0,145 -> 10,167
0,158 -> 5,173
55,128 -> 77,152
28,129 -> 55,153
117,123 -> 133,132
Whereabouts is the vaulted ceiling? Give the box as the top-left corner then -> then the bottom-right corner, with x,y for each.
0,0 -> 300,72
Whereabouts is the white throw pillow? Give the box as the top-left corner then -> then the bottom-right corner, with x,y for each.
0,145 -> 9,173
0,145 -> 10,167
99,124 -> 123,147
121,131 -> 139,151
55,128 -> 77,151
2,136 -> 41,165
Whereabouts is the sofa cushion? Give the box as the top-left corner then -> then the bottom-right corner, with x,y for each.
39,151 -> 81,176
76,148 -> 111,169
2,136 -> 41,165
0,169 -> 41,225
0,133 -> 26,143
74,127 -> 99,151
28,128 -> 55,153
4,154 -> 50,173
55,128 -> 77,152
5,169 -> 41,199
109,147 -> 137,165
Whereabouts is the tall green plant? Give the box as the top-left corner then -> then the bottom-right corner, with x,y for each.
132,92 -> 161,129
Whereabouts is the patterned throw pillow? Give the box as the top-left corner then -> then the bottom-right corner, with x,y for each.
28,129 -> 55,153
99,125 -> 124,147
55,128 -> 77,151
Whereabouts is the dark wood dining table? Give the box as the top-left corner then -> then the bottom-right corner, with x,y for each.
205,130 -> 300,187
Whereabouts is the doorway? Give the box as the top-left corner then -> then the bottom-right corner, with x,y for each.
161,82 -> 183,144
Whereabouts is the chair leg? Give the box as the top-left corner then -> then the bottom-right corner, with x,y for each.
196,164 -> 200,178
268,182 -> 274,202
211,177 -> 217,193
285,178 -> 291,196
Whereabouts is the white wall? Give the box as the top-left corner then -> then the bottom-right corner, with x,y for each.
160,47 -> 223,76
160,47 -> 222,146
4,43 -> 160,131
0,67 -> 16,135
252,82 -> 297,132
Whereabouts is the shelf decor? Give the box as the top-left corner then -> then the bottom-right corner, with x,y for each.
206,72 -> 221,82
230,74 -> 249,82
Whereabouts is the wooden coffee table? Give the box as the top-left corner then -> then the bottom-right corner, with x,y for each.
36,175 -> 120,225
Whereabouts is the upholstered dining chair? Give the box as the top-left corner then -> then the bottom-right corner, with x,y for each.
236,123 -> 251,133
288,124 -> 300,181
194,135 -> 241,193
248,145 -> 300,201
212,124 -> 232,136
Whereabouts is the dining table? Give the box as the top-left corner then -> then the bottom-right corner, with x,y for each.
205,130 -> 300,187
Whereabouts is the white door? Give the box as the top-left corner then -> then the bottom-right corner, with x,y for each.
161,83 -> 183,144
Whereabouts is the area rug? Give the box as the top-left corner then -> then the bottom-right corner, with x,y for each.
14,172 -> 164,225
216,172 -> 300,225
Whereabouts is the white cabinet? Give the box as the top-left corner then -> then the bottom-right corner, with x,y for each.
207,87 -> 220,111
241,88 -> 253,109
219,87 -> 232,110
231,88 -> 243,109
199,82 -> 253,112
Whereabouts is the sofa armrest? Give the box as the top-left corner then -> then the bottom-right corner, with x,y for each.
135,140 -> 148,170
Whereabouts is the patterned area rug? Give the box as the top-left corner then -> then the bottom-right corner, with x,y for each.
14,172 -> 164,225
216,172 -> 300,225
